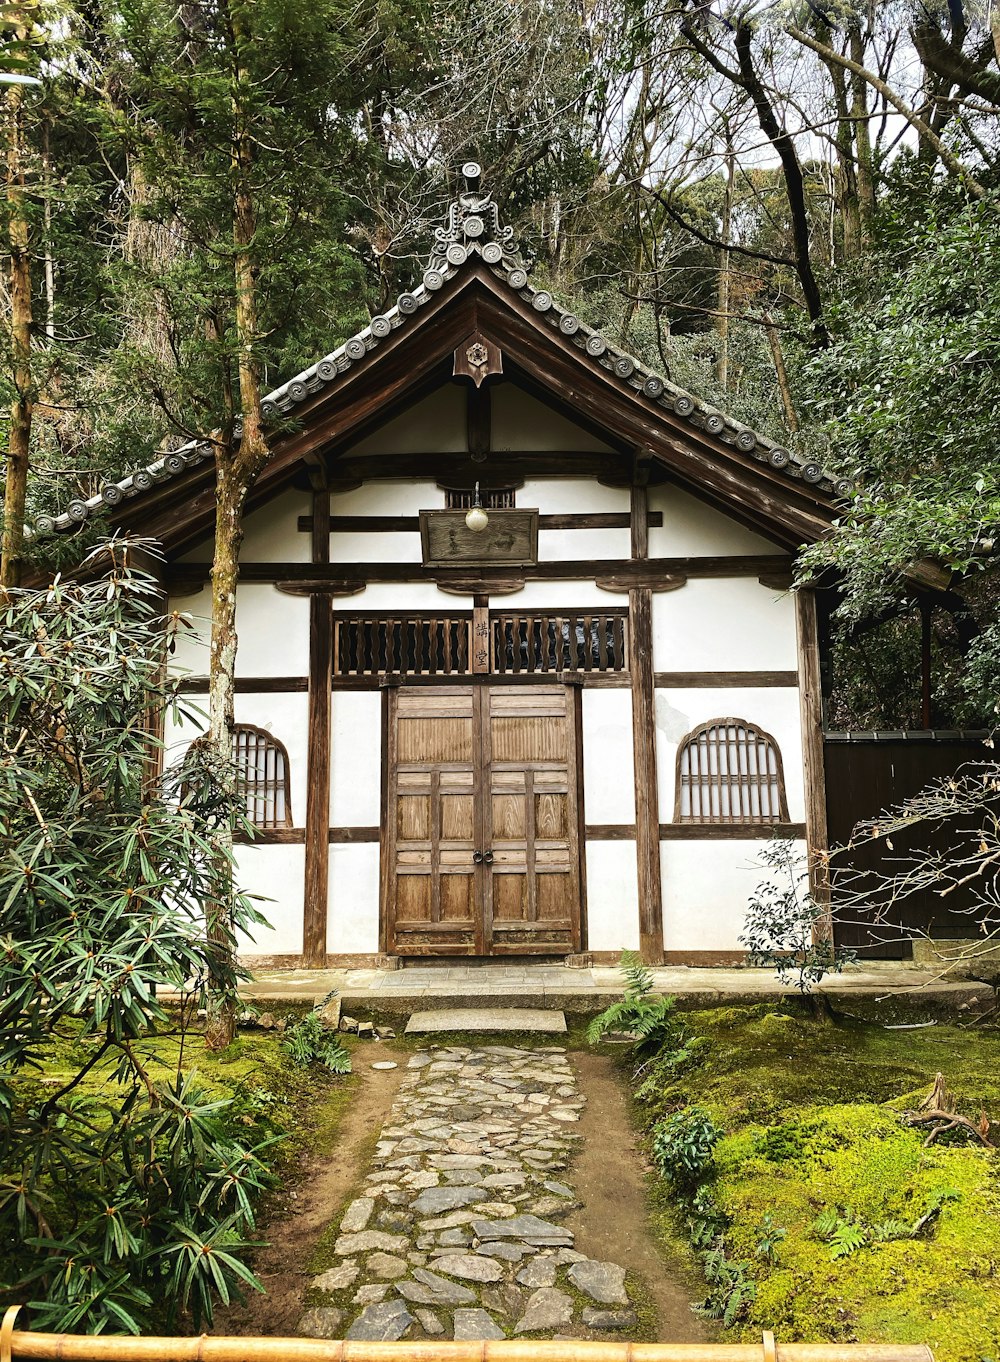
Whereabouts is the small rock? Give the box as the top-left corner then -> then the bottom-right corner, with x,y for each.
552,1249 -> 587,1265
346,1299 -> 414,1341
478,1242 -> 525,1261
433,1253 -> 504,1282
340,1015 -> 360,1034
543,1181 -> 574,1198
313,1261 -> 358,1292
358,1021 -> 375,1039
568,1260 -> 628,1305
397,1270 -> 476,1307
319,995 -> 342,1030
372,1060 -> 397,1070
367,1252 -> 408,1279
341,1198 -> 374,1233
437,1228 -> 471,1247
353,1284 -> 389,1306
516,1259 -> 557,1289
257,1012 -> 276,1030
515,1287 -> 574,1333
297,1307 -> 343,1338
275,1018 -> 287,1033
453,1309 -> 506,1341
582,1307 -> 638,1332
335,1230 -> 408,1256
413,1185 -> 482,1215
376,1026 -> 397,1040
481,1283 -> 525,1318
415,1309 -> 445,1336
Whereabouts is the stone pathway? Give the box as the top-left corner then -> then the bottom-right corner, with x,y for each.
298,1045 -> 639,1342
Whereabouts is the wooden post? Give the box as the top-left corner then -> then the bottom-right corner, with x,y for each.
629,483 -> 663,964
303,486 -> 332,967
795,588 -> 832,938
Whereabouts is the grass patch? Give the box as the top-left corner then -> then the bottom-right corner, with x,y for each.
621,1004 -> 1000,1362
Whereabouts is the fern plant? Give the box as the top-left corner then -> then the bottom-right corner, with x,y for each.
695,1248 -> 757,1325
281,1011 -> 352,1074
587,951 -> 678,1057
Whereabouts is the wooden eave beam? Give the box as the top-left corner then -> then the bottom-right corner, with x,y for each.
81,263 -> 836,561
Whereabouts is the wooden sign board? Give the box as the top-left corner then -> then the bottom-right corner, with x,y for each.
419,509 -> 539,568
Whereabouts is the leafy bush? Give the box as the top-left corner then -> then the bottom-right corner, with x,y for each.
281,1011 -> 351,1074
740,838 -> 856,993
587,951 -> 678,1057
0,544 -> 272,1332
651,1105 -> 722,1188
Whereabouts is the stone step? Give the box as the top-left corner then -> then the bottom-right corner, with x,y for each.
404,1007 -> 568,1035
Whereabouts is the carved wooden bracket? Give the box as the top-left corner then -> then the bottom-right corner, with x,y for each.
595,573 -> 687,594
453,330 -> 503,388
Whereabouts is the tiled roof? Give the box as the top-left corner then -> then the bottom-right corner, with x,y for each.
37,162 -> 847,537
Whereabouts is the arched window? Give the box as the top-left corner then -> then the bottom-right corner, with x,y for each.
231,724 -> 292,829
674,718 -> 789,824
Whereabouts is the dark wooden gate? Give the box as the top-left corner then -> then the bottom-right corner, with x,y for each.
824,731 -> 991,958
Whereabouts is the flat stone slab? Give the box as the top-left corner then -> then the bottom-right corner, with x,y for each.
405,1008 -> 568,1035
453,1308 -> 506,1340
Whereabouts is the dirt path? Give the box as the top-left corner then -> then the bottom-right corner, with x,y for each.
214,1045 -> 411,1336
215,1041 -> 708,1342
569,1050 -> 714,1343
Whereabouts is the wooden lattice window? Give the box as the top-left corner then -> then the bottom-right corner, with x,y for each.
445,487 -> 515,509
334,614 -> 471,676
492,611 -> 628,674
674,718 -> 789,823
232,724 -> 292,829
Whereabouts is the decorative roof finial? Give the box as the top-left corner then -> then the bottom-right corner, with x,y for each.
462,160 -> 482,192
427,166 -> 519,273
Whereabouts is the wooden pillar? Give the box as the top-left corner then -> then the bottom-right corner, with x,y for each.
795,588 -> 833,939
303,486 -> 332,967
629,483 -> 664,964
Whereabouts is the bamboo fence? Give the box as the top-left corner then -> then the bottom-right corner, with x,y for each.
1,1309 -> 934,1362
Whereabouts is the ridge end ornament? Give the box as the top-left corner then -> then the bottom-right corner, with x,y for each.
428,167 -> 520,272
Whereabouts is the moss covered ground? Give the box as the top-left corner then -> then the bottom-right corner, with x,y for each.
632,1004 -> 1000,1362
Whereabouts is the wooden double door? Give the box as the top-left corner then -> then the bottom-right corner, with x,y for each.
384,685 -> 582,956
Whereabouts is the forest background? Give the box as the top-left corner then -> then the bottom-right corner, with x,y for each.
2,0 -> 999,728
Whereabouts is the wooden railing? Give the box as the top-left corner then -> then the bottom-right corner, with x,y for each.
492,612 -> 628,675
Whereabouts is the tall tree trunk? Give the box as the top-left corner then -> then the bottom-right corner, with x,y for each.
203,0 -> 272,1051
819,33 -> 861,261
764,314 -> 799,434
848,22 -> 876,240
733,24 -> 829,346
716,142 -> 734,388
1,84 -> 33,592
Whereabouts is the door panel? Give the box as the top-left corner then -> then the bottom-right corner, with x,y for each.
385,683 -> 581,956
386,689 -> 483,955
483,686 -> 581,956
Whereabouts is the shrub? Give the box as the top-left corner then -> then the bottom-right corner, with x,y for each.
0,543 -> 271,1332
281,1011 -> 351,1074
652,1105 -> 722,1188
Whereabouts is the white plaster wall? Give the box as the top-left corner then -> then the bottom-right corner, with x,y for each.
661,839 -> 808,952
165,585 -> 310,680
348,386 -> 466,454
647,484 -> 781,557
652,579 -> 797,672
500,579 -> 628,611
655,687 -> 804,823
328,845 -> 380,953
234,844 -> 305,956
585,843 -> 640,951
521,478 -> 629,514
539,528 -> 630,563
177,488 -> 310,566
330,479 -> 440,516
582,689 -> 635,823
492,384 -> 614,452
330,692 -> 382,825
329,531 -> 421,564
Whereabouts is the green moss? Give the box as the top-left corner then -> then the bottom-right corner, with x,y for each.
633,1007 -> 1000,1362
